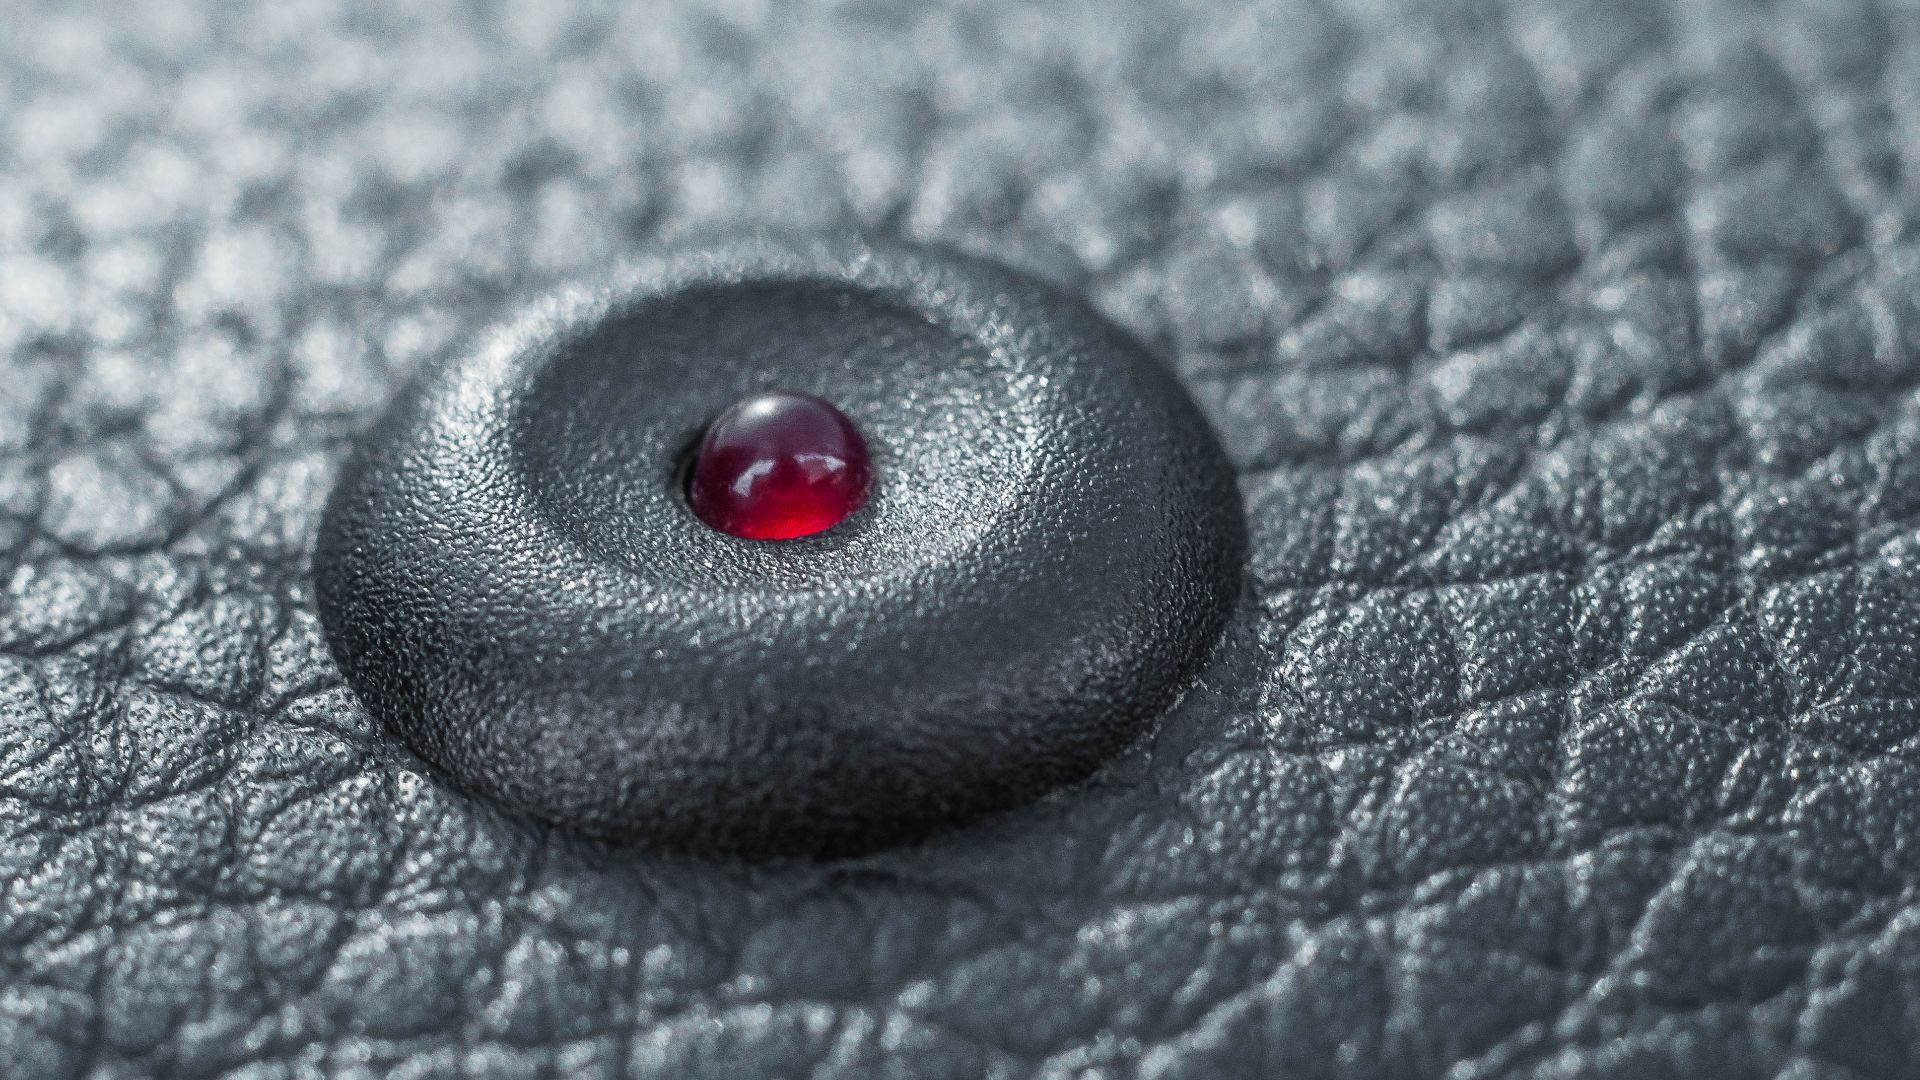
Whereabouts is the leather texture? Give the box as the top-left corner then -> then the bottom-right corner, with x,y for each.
2,0 -> 1918,1076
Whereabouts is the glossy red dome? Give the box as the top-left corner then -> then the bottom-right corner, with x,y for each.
688,390 -> 872,541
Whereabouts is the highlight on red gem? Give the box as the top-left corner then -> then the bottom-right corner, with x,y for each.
688,390 -> 873,541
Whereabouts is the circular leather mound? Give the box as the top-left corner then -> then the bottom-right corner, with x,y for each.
314,236 -> 1245,858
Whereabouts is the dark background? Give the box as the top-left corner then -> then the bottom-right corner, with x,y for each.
3,0 -> 1919,1076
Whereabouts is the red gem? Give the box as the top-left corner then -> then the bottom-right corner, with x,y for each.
688,390 -> 873,541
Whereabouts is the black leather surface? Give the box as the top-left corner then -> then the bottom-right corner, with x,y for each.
3,0 -> 1918,1076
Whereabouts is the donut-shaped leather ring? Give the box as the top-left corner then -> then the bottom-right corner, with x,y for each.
314,236 -> 1244,857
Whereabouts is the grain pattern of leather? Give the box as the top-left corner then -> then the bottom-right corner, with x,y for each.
2,0 -> 1918,1076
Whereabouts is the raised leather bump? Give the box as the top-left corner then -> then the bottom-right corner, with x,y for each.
313,236 -> 1245,857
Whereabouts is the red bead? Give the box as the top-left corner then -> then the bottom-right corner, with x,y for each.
688,391 -> 873,541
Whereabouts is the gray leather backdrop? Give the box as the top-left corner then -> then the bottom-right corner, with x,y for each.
2,0 -> 1918,1077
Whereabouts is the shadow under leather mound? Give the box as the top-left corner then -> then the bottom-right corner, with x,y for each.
313,236 -> 1246,858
